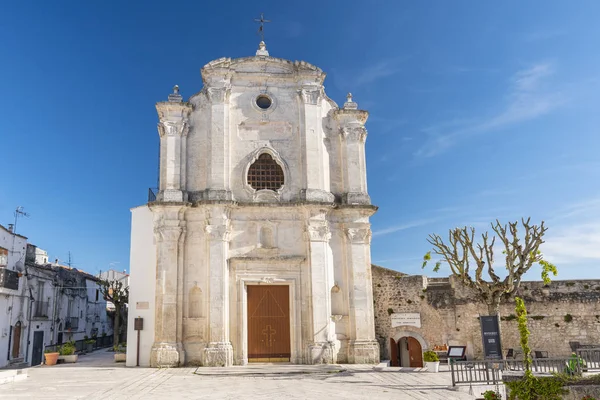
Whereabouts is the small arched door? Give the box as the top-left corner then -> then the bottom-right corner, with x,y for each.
397,336 -> 423,367
12,322 -> 22,359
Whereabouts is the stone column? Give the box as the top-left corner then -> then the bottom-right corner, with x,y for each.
205,85 -> 232,201
202,205 -> 233,366
150,206 -> 186,367
305,209 -> 335,363
156,86 -> 192,203
345,224 -> 379,363
299,86 -> 334,203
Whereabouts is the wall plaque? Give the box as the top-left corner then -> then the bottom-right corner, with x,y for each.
391,313 -> 421,328
136,301 -> 149,310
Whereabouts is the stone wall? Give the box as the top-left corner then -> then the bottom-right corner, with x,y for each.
372,265 -> 600,361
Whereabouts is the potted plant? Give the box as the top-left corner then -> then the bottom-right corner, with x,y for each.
423,350 -> 440,372
44,348 -> 59,366
114,342 -> 126,362
84,336 -> 95,353
481,390 -> 501,400
59,341 -> 78,363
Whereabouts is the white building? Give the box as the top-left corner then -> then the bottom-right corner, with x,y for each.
0,224 -> 28,368
127,41 -> 378,367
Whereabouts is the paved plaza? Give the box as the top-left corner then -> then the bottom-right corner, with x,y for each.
1,350 -> 477,400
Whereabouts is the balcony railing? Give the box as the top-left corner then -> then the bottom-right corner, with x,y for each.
34,301 -> 49,317
65,317 -> 79,331
148,187 -> 158,202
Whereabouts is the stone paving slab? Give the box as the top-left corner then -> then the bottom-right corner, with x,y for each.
0,351 -> 476,400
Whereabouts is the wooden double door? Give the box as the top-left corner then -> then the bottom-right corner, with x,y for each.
247,285 -> 291,362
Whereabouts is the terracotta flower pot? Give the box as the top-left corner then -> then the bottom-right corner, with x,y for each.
44,352 -> 59,366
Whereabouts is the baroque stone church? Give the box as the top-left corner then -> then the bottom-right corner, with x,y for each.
126,41 -> 379,367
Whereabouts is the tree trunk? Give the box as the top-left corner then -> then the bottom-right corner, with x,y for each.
114,305 -> 120,348
487,302 -> 500,316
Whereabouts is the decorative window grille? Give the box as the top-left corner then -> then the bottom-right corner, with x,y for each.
247,154 -> 284,191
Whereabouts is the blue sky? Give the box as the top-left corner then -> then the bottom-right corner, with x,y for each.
1,1 -> 599,279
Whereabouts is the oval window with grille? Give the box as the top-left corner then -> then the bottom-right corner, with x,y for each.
247,154 -> 284,191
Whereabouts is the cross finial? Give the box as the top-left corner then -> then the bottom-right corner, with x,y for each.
254,13 -> 271,42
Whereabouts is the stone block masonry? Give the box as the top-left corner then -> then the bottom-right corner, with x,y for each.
372,264 -> 600,360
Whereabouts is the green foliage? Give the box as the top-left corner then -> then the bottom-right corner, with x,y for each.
44,348 -> 57,354
482,390 -> 502,400
515,297 -> 532,372
582,396 -> 597,400
85,339 -> 96,344
530,315 -> 545,320
501,314 -> 517,321
564,353 -> 586,376
505,375 -> 568,400
59,341 -> 76,356
539,260 -> 558,285
423,350 -> 439,362
387,308 -> 394,315
566,281 -> 576,287
584,285 -> 590,289
113,342 -> 127,353
564,314 -> 573,323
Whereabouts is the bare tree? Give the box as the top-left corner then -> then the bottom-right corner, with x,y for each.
99,279 -> 129,347
423,218 -> 557,315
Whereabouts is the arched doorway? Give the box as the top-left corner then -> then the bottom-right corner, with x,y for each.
12,322 -> 22,359
390,331 -> 427,367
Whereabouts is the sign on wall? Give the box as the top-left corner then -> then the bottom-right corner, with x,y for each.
480,315 -> 503,360
391,313 -> 421,328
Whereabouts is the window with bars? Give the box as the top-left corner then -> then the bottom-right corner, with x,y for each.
247,153 -> 284,191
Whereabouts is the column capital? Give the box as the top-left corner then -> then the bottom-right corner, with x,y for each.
305,223 -> 331,242
299,87 -> 322,105
345,227 -> 372,244
157,120 -> 190,138
205,224 -> 230,242
206,86 -> 231,103
154,224 -> 183,242
340,126 -> 367,143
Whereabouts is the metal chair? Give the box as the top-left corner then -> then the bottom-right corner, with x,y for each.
534,350 -> 549,359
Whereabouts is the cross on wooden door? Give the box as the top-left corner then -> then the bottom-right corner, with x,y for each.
262,325 -> 276,347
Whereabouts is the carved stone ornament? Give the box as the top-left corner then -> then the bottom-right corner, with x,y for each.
345,227 -> 372,244
207,86 -> 230,103
300,88 -> 321,105
341,126 -> 367,142
260,277 -> 275,284
158,120 -> 189,137
306,224 -> 331,242
205,224 -> 230,241
154,225 -> 183,242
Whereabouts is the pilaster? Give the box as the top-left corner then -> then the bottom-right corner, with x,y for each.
345,224 -> 379,363
299,86 -> 335,203
150,205 -> 186,367
156,86 -> 192,203
202,205 -> 233,366
205,85 -> 232,201
304,208 -> 335,364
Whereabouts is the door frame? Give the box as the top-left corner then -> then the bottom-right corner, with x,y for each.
229,257 -> 305,366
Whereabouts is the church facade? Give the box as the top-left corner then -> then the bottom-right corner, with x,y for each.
126,42 -> 379,367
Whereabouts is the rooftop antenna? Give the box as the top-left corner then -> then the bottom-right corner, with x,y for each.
254,13 -> 271,42
13,206 -> 29,235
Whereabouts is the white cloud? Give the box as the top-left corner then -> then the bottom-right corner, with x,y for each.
372,218 -> 440,237
415,62 -> 567,158
543,197 -> 600,266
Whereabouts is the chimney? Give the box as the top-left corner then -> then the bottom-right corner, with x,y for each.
7,224 -> 14,233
